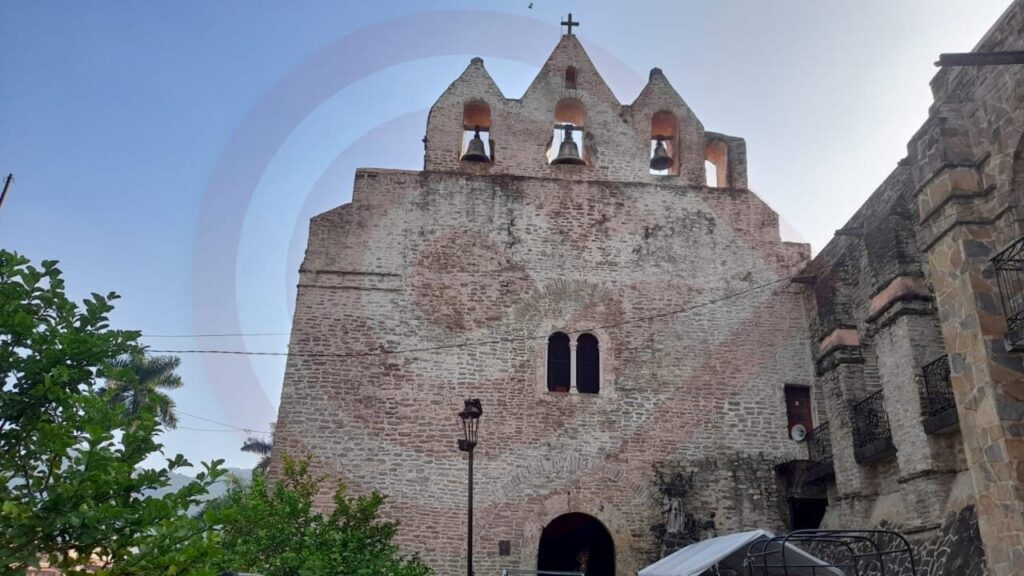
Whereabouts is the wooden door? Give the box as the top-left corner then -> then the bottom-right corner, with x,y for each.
785,385 -> 813,438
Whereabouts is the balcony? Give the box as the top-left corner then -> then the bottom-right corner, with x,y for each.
805,422 -> 835,481
992,236 -> 1024,349
852,390 -> 896,464
921,355 -> 959,434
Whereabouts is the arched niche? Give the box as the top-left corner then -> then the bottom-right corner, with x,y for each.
554,97 -> 586,127
548,98 -> 589,165
462,100 -> 491,129
705,139 -> 729,187
650,110 -> 678,175
461,101 -> 492,161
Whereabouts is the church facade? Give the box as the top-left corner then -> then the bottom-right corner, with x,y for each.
274,5 -> 1024,575
274,24 -> 812,576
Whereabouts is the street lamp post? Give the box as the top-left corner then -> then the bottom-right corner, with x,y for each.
458,399 -> 483,576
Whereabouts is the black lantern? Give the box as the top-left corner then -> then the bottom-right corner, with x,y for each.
457,398 -> 482,576
458,398 -> 483,451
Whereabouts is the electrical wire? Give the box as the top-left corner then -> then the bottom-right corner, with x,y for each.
142,332 -> 289,338
177,411 -> 270,435
176,426 -> 261,434
148,276 -> 794,358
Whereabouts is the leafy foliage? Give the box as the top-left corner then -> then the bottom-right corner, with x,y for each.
241,423 -> 274,472
105,352 -> 184,428
0,250 -> 429,575
0,250 -> 224,575
212,455 -> 432,576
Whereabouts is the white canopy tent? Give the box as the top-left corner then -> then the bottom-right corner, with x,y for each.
638,529 -> 844,576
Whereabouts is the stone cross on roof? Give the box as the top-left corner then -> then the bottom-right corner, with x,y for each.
561,13 -> 579,35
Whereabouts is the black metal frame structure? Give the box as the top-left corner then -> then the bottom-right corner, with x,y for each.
805,422 -> 835,481
921,355 -> 958,434
745,529 -> 916,576
851,390 -> 895,464
992,236 -> 1024,347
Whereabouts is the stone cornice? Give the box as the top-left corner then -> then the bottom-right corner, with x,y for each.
818,328 -> 860,356
865,276 -> 935,328
816,328 -> 864,376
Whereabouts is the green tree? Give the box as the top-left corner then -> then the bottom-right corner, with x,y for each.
212,455 -> 432,576
241,423 -> 274,472
0,250 -> 224,575
105,352 -> 183,428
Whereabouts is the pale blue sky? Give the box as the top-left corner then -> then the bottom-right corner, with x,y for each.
0,1 -> 1012,469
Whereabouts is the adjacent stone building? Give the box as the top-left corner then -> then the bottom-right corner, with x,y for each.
798,2 -> 1024,575
274,4 -> 1023,575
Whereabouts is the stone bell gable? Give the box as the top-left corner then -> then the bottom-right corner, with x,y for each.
423,34 -> 748,188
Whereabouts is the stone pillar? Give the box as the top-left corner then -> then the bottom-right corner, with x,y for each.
816,329 -> 875,518
569,337 -> 578,394
915,144 -> 1024,573
868,289 -> 962,526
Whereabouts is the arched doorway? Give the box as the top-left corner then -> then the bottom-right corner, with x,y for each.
537,512 -> 615,576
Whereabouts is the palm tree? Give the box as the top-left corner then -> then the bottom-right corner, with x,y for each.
106,352 -> 183,428
241,427 -> 273,472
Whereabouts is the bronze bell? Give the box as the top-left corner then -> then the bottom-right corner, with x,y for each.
650,136 -> 673,171
551,125 -> 586,165
461,127 -> 490,162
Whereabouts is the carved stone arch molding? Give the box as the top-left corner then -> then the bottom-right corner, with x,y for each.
469,455 -> 654,575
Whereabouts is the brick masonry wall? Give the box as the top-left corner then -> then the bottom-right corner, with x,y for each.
274,167 -> 812,575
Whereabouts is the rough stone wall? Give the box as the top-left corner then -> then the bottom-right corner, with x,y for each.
274,165 -> 812,575
802,147 -> 977,572
905,2 -> 1024,574
651,453 -> 789,559
798,2 -> 1024,574
800,505 -> 987,576
799,98 -> 972,567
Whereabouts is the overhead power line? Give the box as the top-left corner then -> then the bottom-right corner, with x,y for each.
149,276 -> 794,359
142,332 -> 290,338
176,426 -> 268,434
177,410 -> 270,435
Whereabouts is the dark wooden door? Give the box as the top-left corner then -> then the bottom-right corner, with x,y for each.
785,385 -> 813,438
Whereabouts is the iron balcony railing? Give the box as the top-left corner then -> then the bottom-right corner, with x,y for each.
992,236 -> 1024,341
852,390 -> 895,464
922,355 -> 955,417
806,423 -> 833,466
922,354 -> 959,433
805,422 -> 835,481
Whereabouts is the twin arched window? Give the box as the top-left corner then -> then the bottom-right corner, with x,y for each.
547,332 -> 600,394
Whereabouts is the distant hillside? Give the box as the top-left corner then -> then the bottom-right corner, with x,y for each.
146,467 -> 253,503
